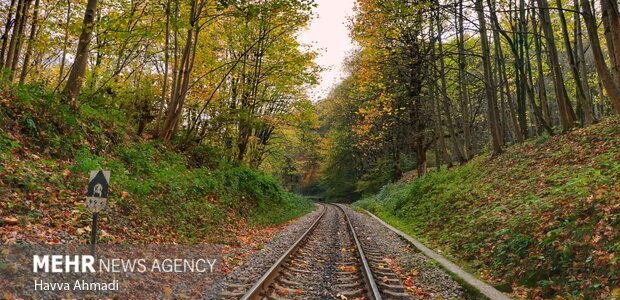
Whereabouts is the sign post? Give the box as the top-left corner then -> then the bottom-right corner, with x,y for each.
86,170 -> 110,256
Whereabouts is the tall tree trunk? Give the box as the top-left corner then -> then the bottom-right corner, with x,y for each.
574,0 -> 594,120
87,8 -> 101,89
58,0 -> 71,84
155,0 -> 171,136
495,42 -> 510,143
8,0 -> 30,81
533,10 -> 551,123
19,0 -> 39,84
475,0 -> 503,155
488,0 -> 524,142
63,0 -> 98,108
515,0 -> 529,138
436,10 -> 465,163
516,1 -> 553,135
415,135 -> 428,176
601,0 -> 620,85
433,97 -> 450,167
0,0 -> 17,69
5,0 -> 24,73
456,1 -> 472,159
429,15 -> 450,166
160,0 -> 200,141
556,0 -> 594,125
537,0 -> 578,130
581,0 -> 620,113
497,34 -> 524,143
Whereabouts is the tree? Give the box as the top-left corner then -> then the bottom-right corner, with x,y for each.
537,0 -> 577,131
581,0 -> 620,113
475,0 -> 503,154
556,0 -> 594,124
63,0 -> 98,108
19,0 -> 39,83
0,0 -> 17,69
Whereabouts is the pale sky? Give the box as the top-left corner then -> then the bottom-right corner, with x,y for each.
298,0 -> 357,101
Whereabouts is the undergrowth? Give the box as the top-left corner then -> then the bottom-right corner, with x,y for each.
356,118 -> 620,299
0,83 -> 313,244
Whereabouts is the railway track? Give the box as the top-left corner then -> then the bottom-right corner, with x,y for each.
219,204 -> 412,300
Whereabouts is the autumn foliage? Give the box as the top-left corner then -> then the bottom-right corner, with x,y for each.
357,117 -> 620,299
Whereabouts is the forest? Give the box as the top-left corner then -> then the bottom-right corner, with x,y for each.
0,0 -> 616,196
0,0 -> 318,167
0,0 -> 618,298
0,0 -> 321,243
320,0 -> 620,199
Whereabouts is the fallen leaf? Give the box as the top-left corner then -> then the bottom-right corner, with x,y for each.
163,286 -> 173,298
2,217 -> 18,226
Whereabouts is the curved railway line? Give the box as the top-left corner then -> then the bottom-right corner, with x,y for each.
220,204 -> 412,300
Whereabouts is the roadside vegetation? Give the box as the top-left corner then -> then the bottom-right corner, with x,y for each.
0,0 -> 319,244
0,85 -> 313,244
356,117 -> 619,299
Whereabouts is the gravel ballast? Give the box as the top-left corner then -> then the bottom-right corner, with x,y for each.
341,205 -> 468,300
204,204 -> 324,299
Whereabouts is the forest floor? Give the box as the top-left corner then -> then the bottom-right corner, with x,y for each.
0,85 -> 313,246
356,117 -> 619,299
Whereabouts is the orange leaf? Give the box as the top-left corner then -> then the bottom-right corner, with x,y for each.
163,286 -> 173,298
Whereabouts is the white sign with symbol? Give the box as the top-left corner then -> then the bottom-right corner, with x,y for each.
86,170 -> 110,213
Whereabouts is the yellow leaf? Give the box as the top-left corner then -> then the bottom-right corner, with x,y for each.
163,286 -> 173,298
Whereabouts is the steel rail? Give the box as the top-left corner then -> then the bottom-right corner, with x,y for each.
240,204 -> 327,300
361,207 -> 511,300
335,203 -> 383,300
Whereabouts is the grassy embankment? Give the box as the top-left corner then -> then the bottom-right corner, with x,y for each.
0,84 -> 313,244
356,118 -> 619,299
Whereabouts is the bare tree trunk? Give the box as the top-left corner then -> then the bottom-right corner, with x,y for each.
488,0 -> 524,142
456,1 -> 472,159
516,0 -> 553,135
516,0 -> 528,138
19,0 -> 38,84
160,0 -> 200,141
523,27 -> 553,135
429,13 -> 450,167
476,0 -> 503,155
436,10 -> 465,163
63,0 -> 98,108
0,0 -> 17,69
556,0 -> 594,125
574,0 -> 595,121
495,43 -> 510,143
155,0 -> 171,136
5,0 -> 24,74
537,0 -> 577,130
601,0 -> 620,85
497,35 -> 523,143
58,0 -> 71,84
8,0 -> 30,81
433,95 -> 450,167
533,10 -> 551,123
581,0 -> 620,113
